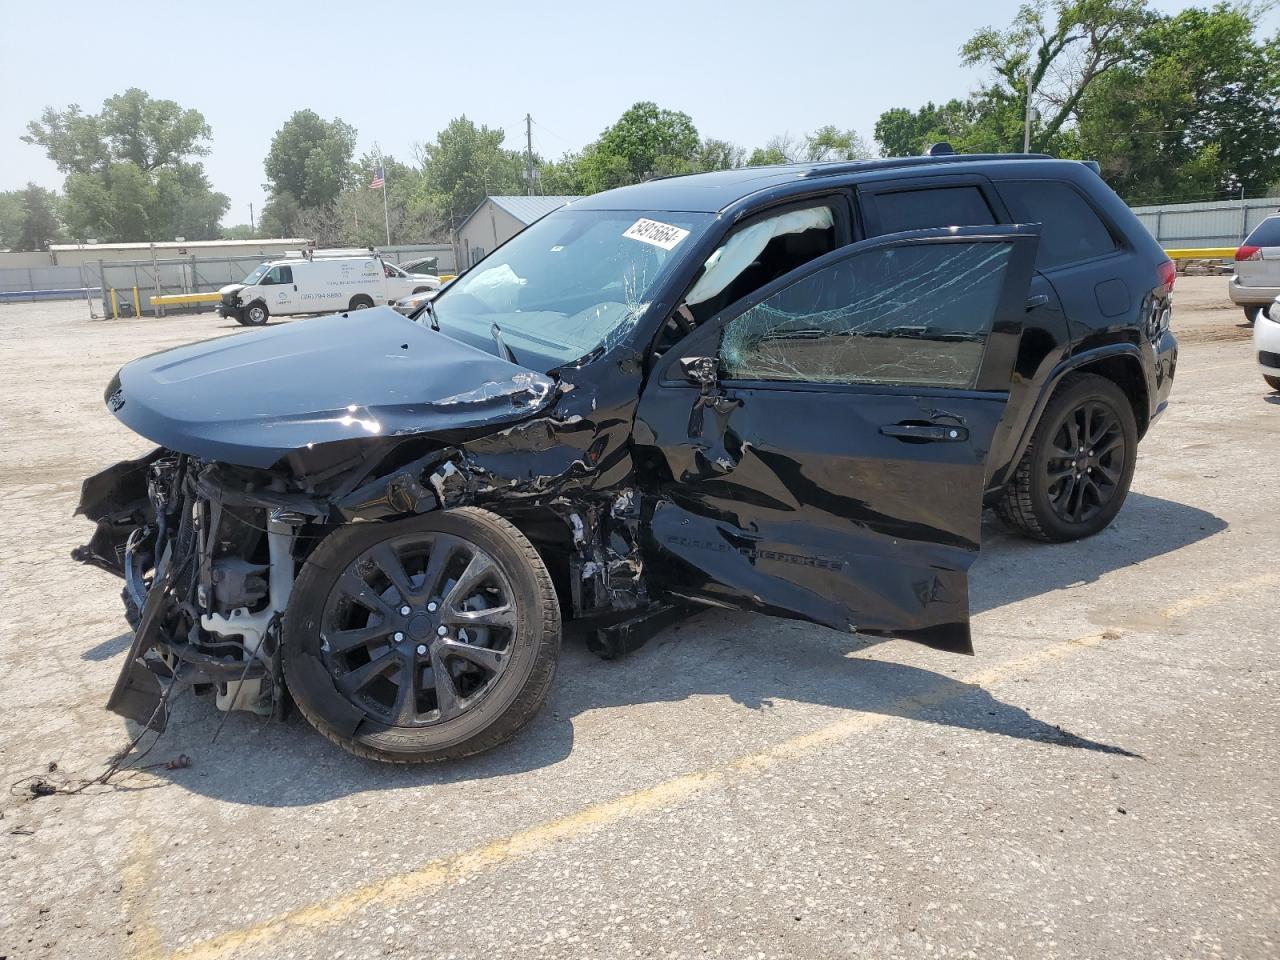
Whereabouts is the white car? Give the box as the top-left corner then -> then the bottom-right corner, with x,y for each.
1253,298 -> 1280,391
1230,215 -> 1280,324
218,255 -> 439,326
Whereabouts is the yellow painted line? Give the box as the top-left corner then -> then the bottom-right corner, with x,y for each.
1164,247 -> 1237,260
155,572 -> 1274,960
150,292 -> 221,306
121,831 -> 163,960
1158,569 -> 1277,620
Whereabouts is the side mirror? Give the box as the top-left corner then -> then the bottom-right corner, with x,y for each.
679,356 -> 718,386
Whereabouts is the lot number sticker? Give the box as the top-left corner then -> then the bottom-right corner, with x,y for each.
623,218 -> 690,250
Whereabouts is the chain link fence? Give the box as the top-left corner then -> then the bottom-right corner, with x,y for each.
0,243 -> 455,316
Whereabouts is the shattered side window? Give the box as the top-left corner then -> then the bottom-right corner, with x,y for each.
720,242 -> 1012,389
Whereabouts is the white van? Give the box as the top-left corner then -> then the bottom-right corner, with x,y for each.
218,255 -> 440,326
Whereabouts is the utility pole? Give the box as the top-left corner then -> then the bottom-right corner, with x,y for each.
525,113 -> 534,195
249,202 -> 255,233
1023,70 -> 1034,153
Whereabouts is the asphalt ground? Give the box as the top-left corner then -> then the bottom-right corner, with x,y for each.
0,278 -> 1276,959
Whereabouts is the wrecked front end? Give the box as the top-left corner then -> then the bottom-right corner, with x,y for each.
77,453 -> 319,728
73,307 -> 664,733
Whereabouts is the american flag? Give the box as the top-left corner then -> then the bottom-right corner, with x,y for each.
369,164 -> 385,190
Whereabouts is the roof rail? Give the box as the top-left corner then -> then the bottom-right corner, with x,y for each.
800,153 -> 1052,179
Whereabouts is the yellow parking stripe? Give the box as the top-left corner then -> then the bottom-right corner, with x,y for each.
147,569 -> 1280,960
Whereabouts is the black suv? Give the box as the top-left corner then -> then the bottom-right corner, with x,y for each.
76,153 -> 1177,762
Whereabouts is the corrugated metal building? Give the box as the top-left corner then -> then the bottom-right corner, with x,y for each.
455,196 -> 581,268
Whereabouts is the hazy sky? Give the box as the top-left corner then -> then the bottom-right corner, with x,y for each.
2,0 -> 1275,229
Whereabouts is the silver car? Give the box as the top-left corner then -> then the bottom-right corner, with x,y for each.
1230,215 -> 1280,322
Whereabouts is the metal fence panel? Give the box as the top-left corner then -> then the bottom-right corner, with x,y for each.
1131,197 -> 1280,248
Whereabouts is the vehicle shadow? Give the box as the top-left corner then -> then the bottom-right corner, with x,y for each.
119,490 -> 1223,806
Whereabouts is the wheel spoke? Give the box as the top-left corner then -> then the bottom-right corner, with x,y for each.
1095,434 -> 1124,458
1066,414 -> 1081,452
1046,465 -> 1075,484
1087,410 -> 1114,447
419,536 -> 455,600
443,603 -> 516,631
1095,461 -> 1121,484
443,552 -> 496,609
439,637 -> 505,674
368,542 -> 418,603
336,651 -> 395,696
430,647 -> 462,720
392,654 -> 420,726
337,571 -> 395,619
325,621 -> 393,654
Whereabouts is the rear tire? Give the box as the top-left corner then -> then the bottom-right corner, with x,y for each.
996,373 -> 1138,542
1244,305 -> 1263,324
241,302 -> 269,326
282,507 -> 560,763
1264,375 -> 1280,392
349,295 -> 375,311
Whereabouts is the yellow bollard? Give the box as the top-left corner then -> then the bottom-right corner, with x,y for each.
110,288 -> 119,320
133,286 -> 141,318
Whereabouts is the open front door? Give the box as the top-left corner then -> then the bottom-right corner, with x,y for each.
634,226 -> 1040,653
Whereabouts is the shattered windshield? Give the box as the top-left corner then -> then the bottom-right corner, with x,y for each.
432,209 -> 714,367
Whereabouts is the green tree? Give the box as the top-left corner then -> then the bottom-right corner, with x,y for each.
1077,4 -> 1280,202
334,153 -> 441,246
536,151 -> 586,194
745,127 -> 871,166
961,0 -> 1151,152
415,117 -> 526,230
576,102 -> 700,191
695,138 -> 746,172
221,223 -> 257,240
22,89 -> 227,242
263,110 -> 358,220
0,184 -> 64,250
874,100 -> 975,156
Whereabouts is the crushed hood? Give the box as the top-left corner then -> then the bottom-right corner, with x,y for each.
105,306 -> 556,468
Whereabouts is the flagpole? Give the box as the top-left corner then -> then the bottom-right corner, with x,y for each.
376,144 -> 391,246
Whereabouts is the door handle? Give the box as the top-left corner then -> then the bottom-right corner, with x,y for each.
1025,294 -> 1049,310
880,423 -> 969,442
293,284 -> 298,291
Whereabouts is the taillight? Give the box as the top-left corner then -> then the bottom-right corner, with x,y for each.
1156,259 -> 1176,290
1236,245 -> 1262,261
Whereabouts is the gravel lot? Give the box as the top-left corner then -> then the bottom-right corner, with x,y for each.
0,277 -> 1276,960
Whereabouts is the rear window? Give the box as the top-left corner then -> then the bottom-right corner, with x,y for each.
872,186 -> 996,233
997,180 -> 1116,269
1244,217 -> 1280,247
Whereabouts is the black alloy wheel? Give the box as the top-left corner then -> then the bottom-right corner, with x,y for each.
1043,399 -> 1126,526
322,532 -> 517,727
996,373 -> 1138,542
283,508 -> 560,762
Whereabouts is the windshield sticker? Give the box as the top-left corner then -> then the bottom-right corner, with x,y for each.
623,218 -> 690,250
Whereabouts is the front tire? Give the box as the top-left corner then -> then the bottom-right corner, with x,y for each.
283,508 -> 560,763
996,373 -> 1138,542
1264,374 -> 1280,392
241,301 -> 269,326
348,294 -> 375,311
